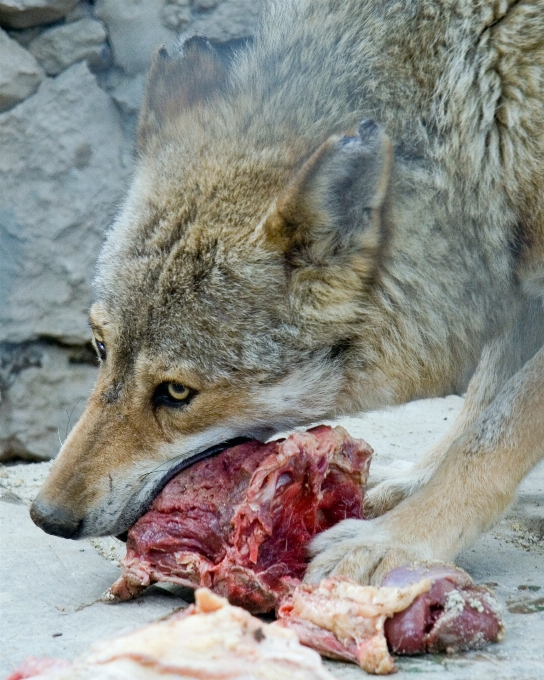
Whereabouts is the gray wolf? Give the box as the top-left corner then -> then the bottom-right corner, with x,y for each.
31,0 -> 544,585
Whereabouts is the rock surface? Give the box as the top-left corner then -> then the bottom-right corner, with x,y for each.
0,62 -> 129,346
191,0 -> 260,42
27,17 -> 108,75
0,59 -> 130,459
0,0 -> 78,29
0,27 -> 43,111
0,499 -> 181,672
94,0 -> 177,75
0,342 -> 98,461
103,70 -> 146,117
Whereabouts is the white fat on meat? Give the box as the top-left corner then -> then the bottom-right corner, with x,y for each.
7,590 -> 336,680
277,577 -> 431,675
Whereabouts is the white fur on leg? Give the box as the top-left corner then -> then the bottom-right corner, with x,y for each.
364,470 -> 427,517
365,463 -> 410,488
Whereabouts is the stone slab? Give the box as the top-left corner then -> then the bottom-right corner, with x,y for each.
0,27 -> 43,112
0,0 -> 78,29
0,62 -> 129,344
1,397 -> 543,679
191,0 -> 261,42
28,17 -> 108,76
94,0 -> 176,75
0,342 -> 98,461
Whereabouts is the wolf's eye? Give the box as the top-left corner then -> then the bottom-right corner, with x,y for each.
95,339 -> 106,361
153,382 -> 195,408
167,383 -> 191,401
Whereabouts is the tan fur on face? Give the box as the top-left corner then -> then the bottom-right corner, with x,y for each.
38,347 -> 325,536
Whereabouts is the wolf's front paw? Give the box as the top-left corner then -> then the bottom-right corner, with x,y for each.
305,516 -> 432,585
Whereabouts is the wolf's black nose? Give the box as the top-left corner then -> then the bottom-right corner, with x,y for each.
30,499 -> 83,539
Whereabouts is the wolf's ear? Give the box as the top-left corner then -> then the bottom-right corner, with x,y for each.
265,120 -> 392,272
138,36 -> 227,151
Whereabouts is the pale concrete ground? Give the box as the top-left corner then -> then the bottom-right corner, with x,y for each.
1,396 -> 543,679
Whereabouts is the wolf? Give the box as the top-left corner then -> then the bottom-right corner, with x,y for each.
31,0 -> 544,585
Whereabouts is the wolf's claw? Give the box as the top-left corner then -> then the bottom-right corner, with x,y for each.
305,516 -> 432,585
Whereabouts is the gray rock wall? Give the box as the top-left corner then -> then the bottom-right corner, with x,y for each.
0,0 -> 261,460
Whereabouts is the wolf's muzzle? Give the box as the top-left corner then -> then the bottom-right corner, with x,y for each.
30,437 -> 253,540
30,499 -> 83,539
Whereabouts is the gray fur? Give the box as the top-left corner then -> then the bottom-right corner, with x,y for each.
31,1 -> 544,579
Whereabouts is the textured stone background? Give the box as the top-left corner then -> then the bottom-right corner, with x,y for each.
0,0 -> 261,461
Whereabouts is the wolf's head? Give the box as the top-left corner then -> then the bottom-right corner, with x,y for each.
31,38 -> 407,539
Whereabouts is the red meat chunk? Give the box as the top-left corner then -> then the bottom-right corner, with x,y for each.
275,563 -> 504,674
276,576 -> 432,674
108,426 -> 372,613
382,562 -> 505,654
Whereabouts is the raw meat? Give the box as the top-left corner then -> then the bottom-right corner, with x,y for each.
382,562 -> 505,654
105,424 -> 504,672
108,426 -> 372,613
276,576 -> 431,674
275,563 -> 504,674
6,589 -> 337,680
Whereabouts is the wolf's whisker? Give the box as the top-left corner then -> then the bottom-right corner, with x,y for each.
138,457 -> 187,482
65,399 -> 83,441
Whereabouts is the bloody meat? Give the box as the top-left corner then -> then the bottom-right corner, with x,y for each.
107,426 -> 504,669
276,576 -> 432,674
382,562 -> 505,654
108,426 -> 373,613
276,563 -> 504,674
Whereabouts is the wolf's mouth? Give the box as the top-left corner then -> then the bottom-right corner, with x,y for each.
154,436 -> 253,497
116,436 -> 252,541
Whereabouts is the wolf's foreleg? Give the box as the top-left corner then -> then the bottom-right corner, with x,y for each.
306,341 -> 544,585
365,298 -> 544,517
